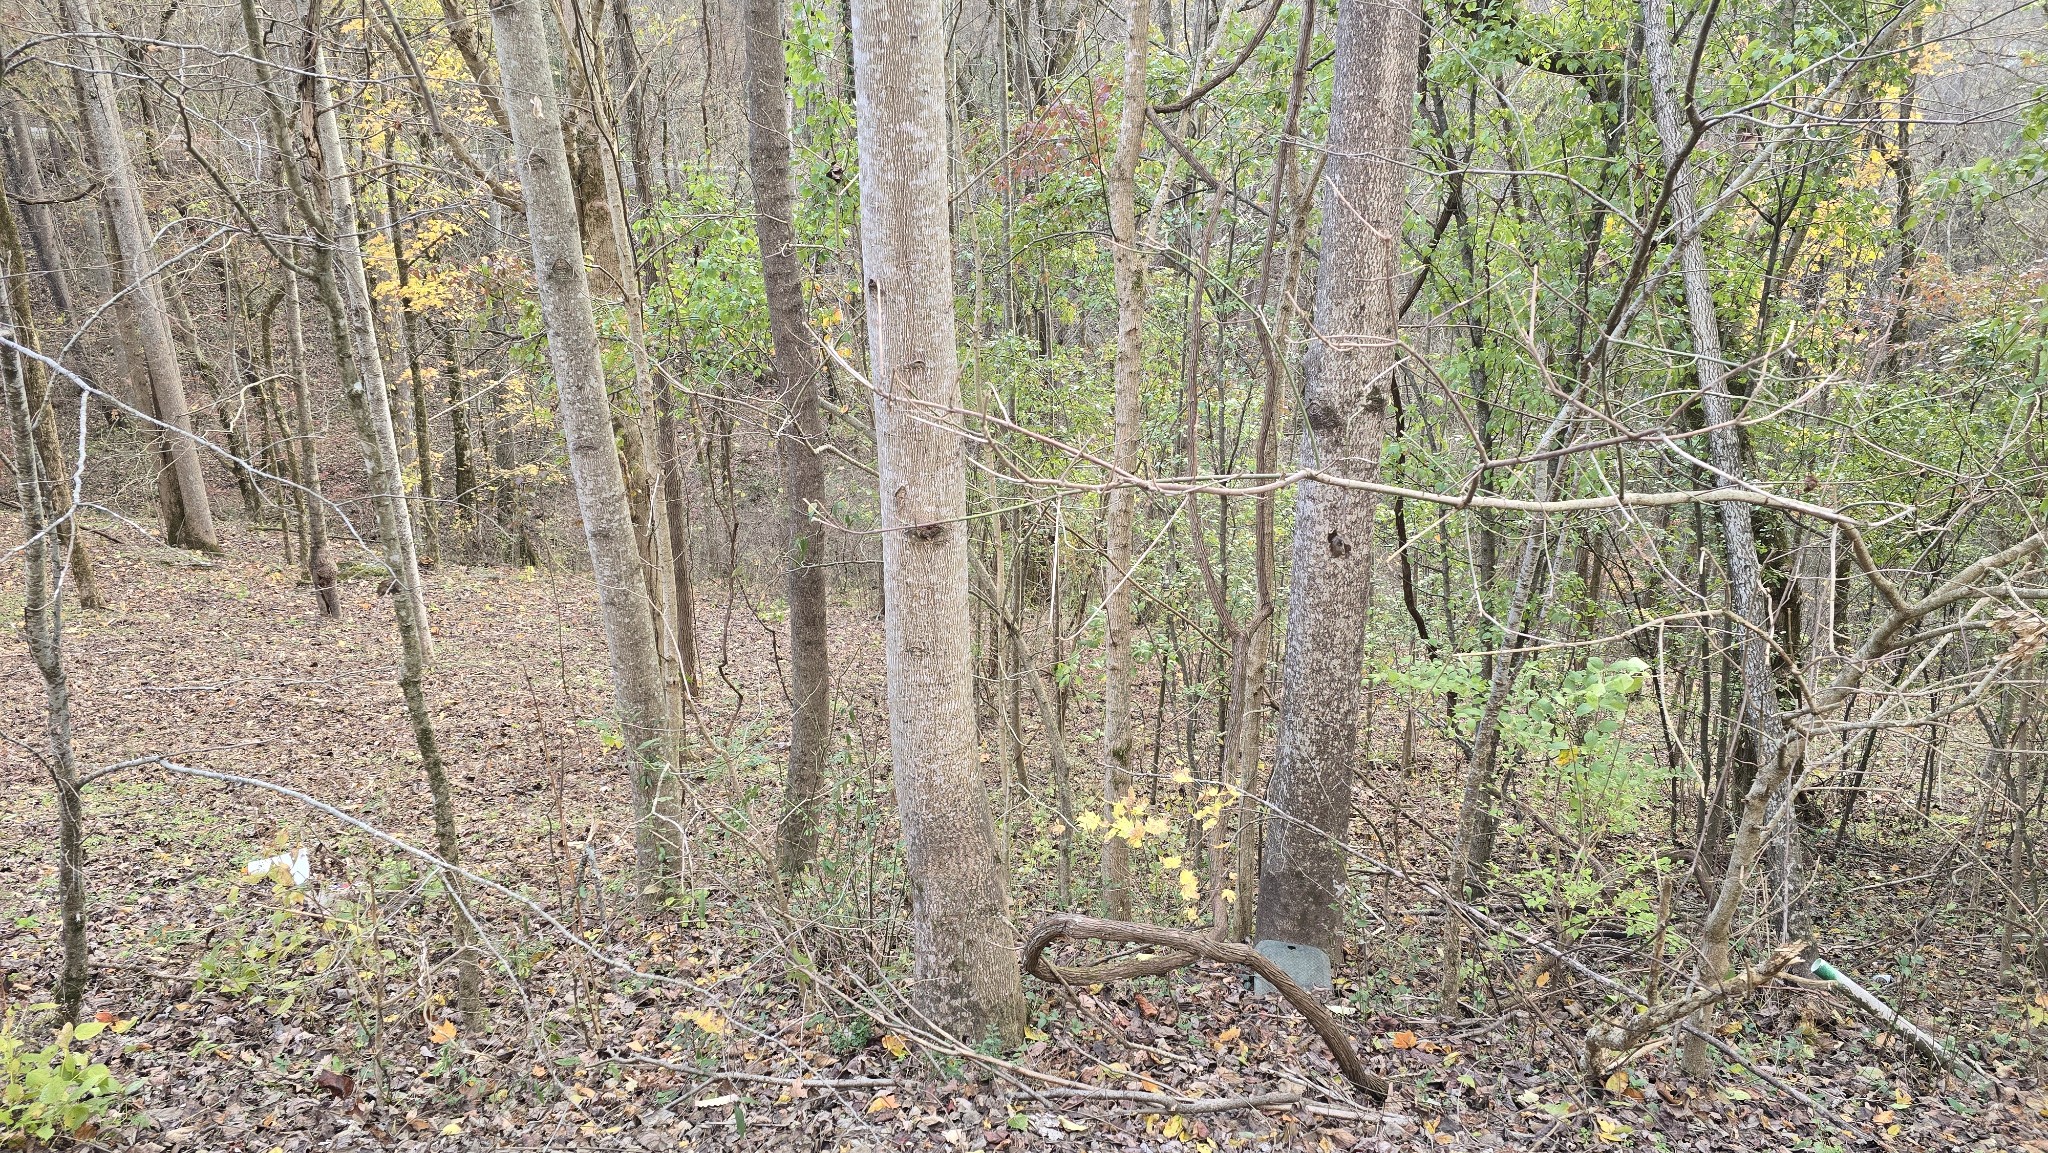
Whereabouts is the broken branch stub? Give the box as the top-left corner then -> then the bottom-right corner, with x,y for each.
1021,913 -> 1389,1102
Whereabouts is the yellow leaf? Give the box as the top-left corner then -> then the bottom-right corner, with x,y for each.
1170,766 -> 1193,785
1391,1031 -> 1419,1050
1604,1070 -> 1629,1093
866,1092 -> 899,1113
1024,1025 -> 1049,1042
1216,1026 -> 1240,1045
1076,811 -> 1103,834
1178,870 -> 1200,902
1894,1088 -> 1913,1107
880,1034 -> 910,1059
1535,970 -> 1552,988
428,1020 -> 458,1045
439,1122 -> 462,1136
680,1009 -> 727,1036
1162,1114 -> 1186,1139
1595,1116 -> 1630,1142
1159,855 -> 1182,870
1058,1117 -> 1089,1132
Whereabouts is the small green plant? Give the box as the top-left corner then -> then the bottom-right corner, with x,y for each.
1,1014 -> 128,1143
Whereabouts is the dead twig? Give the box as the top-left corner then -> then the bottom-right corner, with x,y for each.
1022,913 -> 1389,1102
1583,940 -> 1808,1081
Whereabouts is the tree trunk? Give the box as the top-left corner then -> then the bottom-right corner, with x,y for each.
0,184 -> 104,609
1640,0 -> 1795,1075
288,32 -> 476,1015
560,0 -> 690,725
60,0 -> 219,551
441,323 -> 480,525
303,43 -> 433,653
743,0 -> 835,881
851,0 -> 1026,1043
0,104 -> 74,317
1253,0 -> 1419,963
1098,0 -> 1149,921
384,138 -> 442,566
284,257 -> 340,617
0,219 -> 89,1025
489,0 -> 685,896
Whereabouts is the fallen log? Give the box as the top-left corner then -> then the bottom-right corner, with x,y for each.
1021,913 -> 1389,1102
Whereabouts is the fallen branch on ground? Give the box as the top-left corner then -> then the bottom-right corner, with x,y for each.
1810,959 -> 1985,1082
1583,940 -> 1809,1081
1022,913 -> 1389,1102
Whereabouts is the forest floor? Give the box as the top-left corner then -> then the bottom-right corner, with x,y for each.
5,518 -> 2048,1150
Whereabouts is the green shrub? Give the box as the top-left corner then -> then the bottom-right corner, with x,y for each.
0,1013 -> 128,1144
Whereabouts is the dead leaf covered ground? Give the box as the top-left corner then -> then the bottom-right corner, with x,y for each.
5,522 -> 2048,1150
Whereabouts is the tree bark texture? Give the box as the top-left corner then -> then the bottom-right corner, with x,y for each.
489,0 -> 685,894
0,104 -> 74,317
0,204 -> 89,1025
1253,0 -> 1419,959
851,0 -> 1026,1044
742,0 -> 835,881
60,0 -> 219,551
1098,0 -> 1150,922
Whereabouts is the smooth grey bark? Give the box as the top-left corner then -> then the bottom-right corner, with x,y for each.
1253,0 -> 1419,960
557,0 -> 690,728
742,0 -> 833,881
489,0 -> 684,893
1098,0 -> 1149,921
59,0 -> 219,551
851,0 -> 1025,1044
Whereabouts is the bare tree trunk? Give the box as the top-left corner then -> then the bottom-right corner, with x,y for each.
1253,0 -> 1418,964
285,257 -> 340,617
0,104 -> 74,317
0,195 -> 88,1025
561,0 -> 689,724
657,402 -> 700,692
1098,0 -> 1149,921
489,0 -> 685,895
743,0 -> 834,881
304,41 -> 433,653
60,0 -> 219,551
441,323 -> 480,526
383,138 -> 442,566
286,31 -> 477,1017
1640,0 -> 1794,1075
851,0 -> 1025,1043
0,184 -> 103,609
